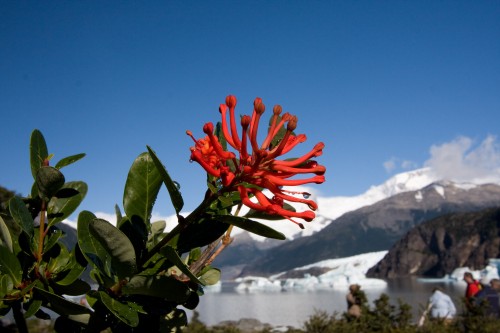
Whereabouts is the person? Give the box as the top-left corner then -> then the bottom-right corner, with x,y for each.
472,277 -> 500,318
425,287 -> 457,324
463,272 -> 482,309
346,284 -> 363,319
490,278 -> 500,292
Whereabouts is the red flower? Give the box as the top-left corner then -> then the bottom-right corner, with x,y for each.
187,95 -> 326,228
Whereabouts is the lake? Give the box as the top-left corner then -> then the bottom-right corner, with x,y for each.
187,278 -> 467,328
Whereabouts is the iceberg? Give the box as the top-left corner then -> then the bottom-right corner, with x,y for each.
234,251 -> 389,292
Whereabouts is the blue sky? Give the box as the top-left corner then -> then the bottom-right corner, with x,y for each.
1,1 -> 499,217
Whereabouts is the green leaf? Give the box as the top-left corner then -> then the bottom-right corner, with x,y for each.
0,274 -> 13,299
77,211 -> 112,277
34,287 -> 91,315
123,152 -> 162,229
122,275 -> 191,303
150,220 -> 166,242
52,278 -> 90,296
55,246 -> 88,286
48,181 -> 88,227
214,215 -> 286,240
98,290 -> 139,327
24,299 -> 43,318
46,244 -> 70,276
118,216 -> 147,263
160,246 -> 202,285
147,146 -> 184,214
0,245 -> 23,286
44,229 -> 64,253
55,153 -> 86,169
36,166 -> 65,201
0,216 -> 13,252
89,218 -> 137,279
199,268 -> 221,286
9,196 -> 34,238
115,204 -> 123,224
30,129 -> 49,180
176,217 -> 229,253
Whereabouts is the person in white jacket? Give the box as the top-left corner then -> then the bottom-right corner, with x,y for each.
426,287 -> 457,324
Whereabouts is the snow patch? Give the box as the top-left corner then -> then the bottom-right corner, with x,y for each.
433,185 -> 445,198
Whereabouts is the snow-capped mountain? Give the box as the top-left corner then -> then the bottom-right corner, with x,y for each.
231,176 -> 500,277
240,167 -> 500,241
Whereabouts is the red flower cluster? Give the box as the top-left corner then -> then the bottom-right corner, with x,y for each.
187,95 -> 325,228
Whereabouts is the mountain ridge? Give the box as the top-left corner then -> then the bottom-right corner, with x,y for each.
226,181 -> 500,278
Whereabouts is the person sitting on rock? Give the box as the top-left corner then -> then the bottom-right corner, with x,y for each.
472,277 -> 500,318
346,284 -> 365,319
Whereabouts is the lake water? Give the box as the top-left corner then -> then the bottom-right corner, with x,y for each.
187,278 -> 467,328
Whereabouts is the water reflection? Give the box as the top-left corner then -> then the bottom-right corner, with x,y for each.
189,278 -> 467,328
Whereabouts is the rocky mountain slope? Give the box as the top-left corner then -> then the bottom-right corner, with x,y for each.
218,182 -> 500,277
366,206 -> 500,278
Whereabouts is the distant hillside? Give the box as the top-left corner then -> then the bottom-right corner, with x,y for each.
366,207 -> 500,278
221,182 -> 500,277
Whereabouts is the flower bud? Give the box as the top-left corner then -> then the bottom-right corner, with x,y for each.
225,95 -> 237,109
273,105 -> 282,115
241,115 -> 251,128
287,116 -> 298,131
203,122 -> 214,134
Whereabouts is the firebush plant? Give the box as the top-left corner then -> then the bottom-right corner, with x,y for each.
0,96 -> 326,332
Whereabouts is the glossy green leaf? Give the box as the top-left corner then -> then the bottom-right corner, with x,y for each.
147,146 -> 184,214
30,129 -> 49,180
55,153 -> 86,169
118,216 -> 147,263
9,196 -> 34,237
176,217 -> 229,253
44,229 -> 64,253
24,299 -> 43,318
0,274 -> 13,297
160,246 -> 202,285
148,220 -> 166,248
89,218 -> 137,279
123,152 -> 162,228
127,301 -> 147,314
34,287 -> 91,315
48,181 -> 88,226
115,204 -> 123,225
36,166 -> 65,200
98,290 -> 139,327
77,211 -> 112,277
55,246 -> 88,286
0,246 -> 23,286
47,242 -> 70,274
89,270 -> 115,289
122,275 -> 191,302
188,247 -> 202,264
0,216 -> 13,252
199,268 -> 221,286
214,215 -> 286,240
52,278 -> 90,296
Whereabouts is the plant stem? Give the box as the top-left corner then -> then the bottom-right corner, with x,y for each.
12,300 -> 29,333
37,201 -> 46,262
